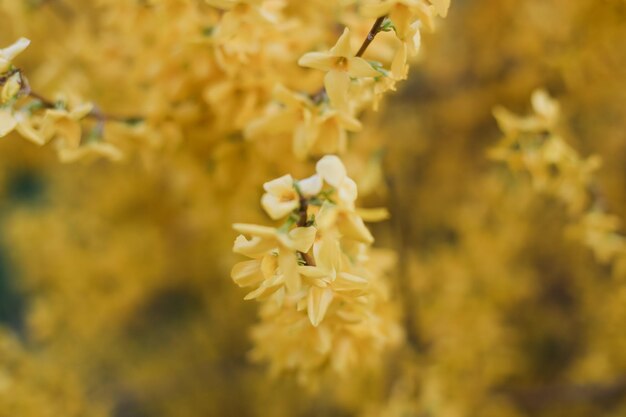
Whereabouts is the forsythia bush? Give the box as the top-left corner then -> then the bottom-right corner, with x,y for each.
0,0 -> 625,416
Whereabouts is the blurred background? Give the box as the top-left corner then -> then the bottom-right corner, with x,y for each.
1,0 -> 625,416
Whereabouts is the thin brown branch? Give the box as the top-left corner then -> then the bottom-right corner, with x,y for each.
27,90 -> 56,108
355,16 -> 387,58
295,190 -> 317,266
0,68 -> 20,84
0,68 -> 143,123
0,68 -> 142,124
28,90 -> 141,124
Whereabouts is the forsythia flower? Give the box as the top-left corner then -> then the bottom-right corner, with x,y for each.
490,89 -> 601,215
245,85 -> 362,159
231,155 -> 400,379
232,223 -> 317,295
568,212 -> 626,264
299,28 -> 380,111
1,38 -> 124,162
492,89 -> 626,265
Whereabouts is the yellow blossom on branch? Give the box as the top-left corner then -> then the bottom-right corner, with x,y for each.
299,28 -> 380,111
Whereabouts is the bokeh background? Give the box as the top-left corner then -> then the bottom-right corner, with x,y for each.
1,0 -> 625,416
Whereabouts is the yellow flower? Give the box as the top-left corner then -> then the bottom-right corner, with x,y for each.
310,157 -> 376,244
493,89 -> 560,136
298,236 -> 369,326
298,28 -> 380,111
0,108 -> 49,145
246,85 -> 362,159
260,173 -> 322,220
232,223 -> 317,295
570,212 -> 626,263
45,102 -> 94,151
316,154 -> 358,208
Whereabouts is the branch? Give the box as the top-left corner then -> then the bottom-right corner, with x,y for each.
296,189 -> 316,266
355,16 -> 387,58
13,71 -> 143,124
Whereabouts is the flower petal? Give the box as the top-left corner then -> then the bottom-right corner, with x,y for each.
0,37 -> 30,62
261,193 -> 299,220
346,57 -> 380,78
307,286 -> 334,327
233,235 -> 276,258
231,259 -> 265,287
324,70 -> 351,112
357,207 -> 390,222
263,174 -> 294,194
0,109 -> 17,138
298,52 -> 337,72
338,213 -> 374,244
334,272 -> 368,292
314,235 -> 342,274
287,226 -> 317,253
233,223 -> 277,238
316,202 -> 338,230
329,28 -> 353,57
278,250 -> 301,294
338,177 -> 358,204
298,174 -> 323,197
430,0 -> 450,17
316,155 -> 347,187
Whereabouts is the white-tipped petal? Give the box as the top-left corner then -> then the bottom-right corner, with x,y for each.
298,174 -> 323,197
0,37 -> 30,61
316,155 -> 347,187
338,177 -> 358,204
263,174 -> 294,194
261,193 -> 299,220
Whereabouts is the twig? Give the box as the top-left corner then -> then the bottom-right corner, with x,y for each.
0,69 -> 142,124
296,190 -> 317,266
355,16 -> 387,58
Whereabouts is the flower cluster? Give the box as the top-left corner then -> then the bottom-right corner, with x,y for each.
246,0 -> 451,159
0,38 -> 124,163
491,89 -> 626,263
231,155 -> 401,380
226,0 -> 451,382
